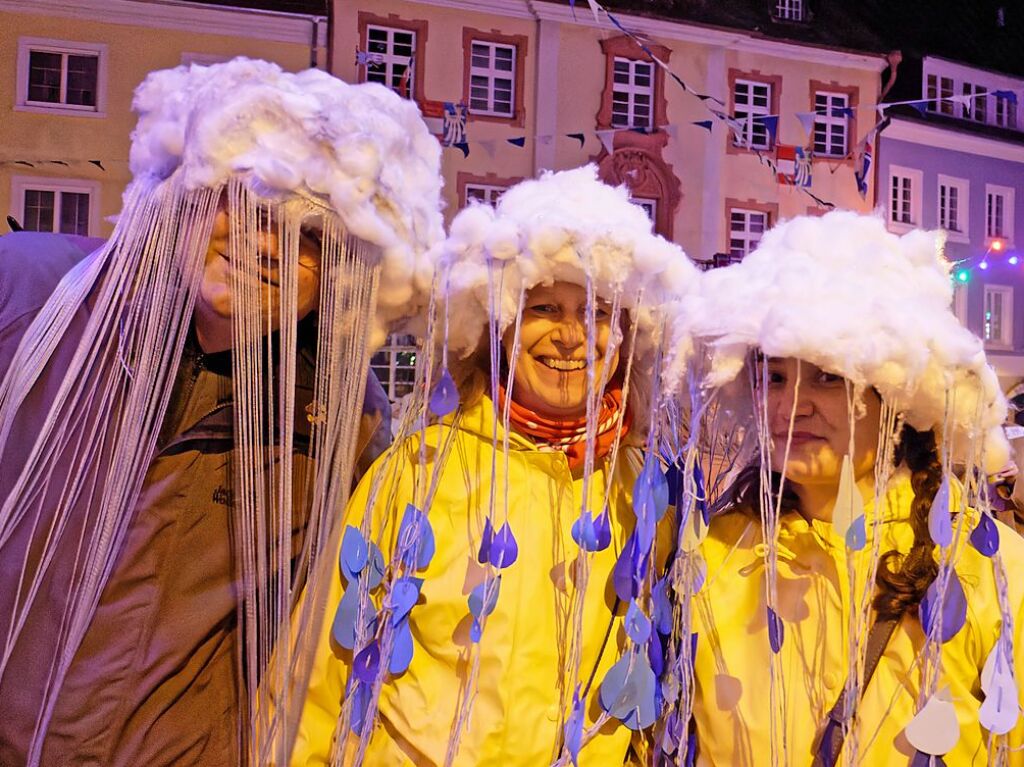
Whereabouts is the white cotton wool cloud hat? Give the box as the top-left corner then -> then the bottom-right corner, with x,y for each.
129,57 -> 445,346
683,210 -> 1009,472
438,164 -> 699,388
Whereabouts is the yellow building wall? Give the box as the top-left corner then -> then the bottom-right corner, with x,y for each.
1,8 -> 316,238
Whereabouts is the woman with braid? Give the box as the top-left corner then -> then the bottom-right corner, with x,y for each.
683,212 -> 1024,765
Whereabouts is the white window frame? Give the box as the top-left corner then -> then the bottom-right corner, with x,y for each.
926,74 -> 955,116
370,334 -> 419,401
986,183 -> 1015,244
631,196 -> 657,223
468,40 -> 516,118
464,183 -> 507,207
733,79 -> 773,150
774,0 -> 804,21
729,208 -> 768,258
363,24 -> 416,98
984,284 -> 1014,350
813,91 -> 850,157
953,282 -> 969,326
995,93 -> 1018,130
936,174 -> 970,243
15,37 -> 107,117
961,82 -> 988,123
888,165 -> 923,233
610,57 -> 654,130
10,175 -> 101,236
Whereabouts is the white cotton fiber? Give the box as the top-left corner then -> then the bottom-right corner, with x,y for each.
441,165 -> 699,381
128,57 -> 444,343
683,211 -> 1008,470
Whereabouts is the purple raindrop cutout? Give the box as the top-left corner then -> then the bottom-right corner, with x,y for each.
428,367 -> 460,417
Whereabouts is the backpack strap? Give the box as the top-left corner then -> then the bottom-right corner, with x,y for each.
815,618 -> 899,766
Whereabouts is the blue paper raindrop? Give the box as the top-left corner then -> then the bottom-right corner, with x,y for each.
693,461 -> 709,526
386,577 -> 421,625
652,577 -> 673,636
488,522 -> 519,569
666,462 -> 681,508
468,576 -> 502,618
348,681 -> 373,735
564,687 -> 585,767
470,617 -> 483,643
613,535 -> 642,602
928,475 -> 953,547
647,634 -> 664,676
429,367 -> 460,417
398,503 -> 436,570
970,513 -> 1000,557
331,587 -> 361,651
845,515 -> 867,551
478,517 -> 495,564
353,640 -> 381,683
340,526 -> 368,582
625,599 -> 652,645
389,617 -> 414,675
365,543 -> 386,590
593,510 -> 612,551
599,650 -> 658,730
571,511 -> 599,551
919,570 -> 967,643
767,606 -> 784,653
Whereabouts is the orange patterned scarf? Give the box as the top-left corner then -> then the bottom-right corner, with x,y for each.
497,384 -> 631,470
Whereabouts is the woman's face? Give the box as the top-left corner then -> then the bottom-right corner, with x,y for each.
503,282 -> 620,418
764,358 -> 882,488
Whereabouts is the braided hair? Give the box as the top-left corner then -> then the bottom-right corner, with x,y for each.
873,426 -> 941,621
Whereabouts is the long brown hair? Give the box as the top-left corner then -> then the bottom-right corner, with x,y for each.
725,425 -> 941,621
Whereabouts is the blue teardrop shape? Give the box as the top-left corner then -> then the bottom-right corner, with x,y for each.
429,367 -> 460,417
470,616 -> 483,643
613,535 -> 641,602
398,503 -> 436,570
919,569 -> 968,643
625,599 -> 652,645
652,577 -> 673,636
353,640 -> 381,683
564,688 -> 585,766
331,587 -> 360,651
478,517 -> 495,564
928,475 -> 953,547
647,634 -> 664,676
767,606 -> 784,653
389,617 -> 414,675
845,515 -> 867,550
488,522 -> 519,569
365,543 -> 386,590
666,462 -> 681,508
468,576 -> 502,618
386,577 -> 421,625
571,511 -> 599,551
340,526 -> 368,582
970,512 -> 1000,557
693,461 -> 709,526
593,510 -> 612,551
348,681 -> 373,735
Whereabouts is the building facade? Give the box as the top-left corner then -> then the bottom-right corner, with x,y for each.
333,0 -> 886,265
1,0 -> 327,239
877,55 -> 1024,385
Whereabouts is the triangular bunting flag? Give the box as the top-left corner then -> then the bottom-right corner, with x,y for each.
759,115 -> 779,144
567,132 -> 586,148
453,142 -> 470,158
507,136 -> 526,148
795,112 -> 816,139
596,129 -> 616,153
89,160 -> 106,171
906,100 -> 929,115
692,120 -> 713,133
585,0 -> 602,22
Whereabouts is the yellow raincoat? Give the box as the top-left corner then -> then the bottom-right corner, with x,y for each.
693,468 -> 1024,766
292,396 -> 670,766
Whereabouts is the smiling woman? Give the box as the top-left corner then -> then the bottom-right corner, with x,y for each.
289,166 -> 702,766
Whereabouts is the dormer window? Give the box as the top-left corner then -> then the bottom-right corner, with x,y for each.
774,0 -> 805,22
